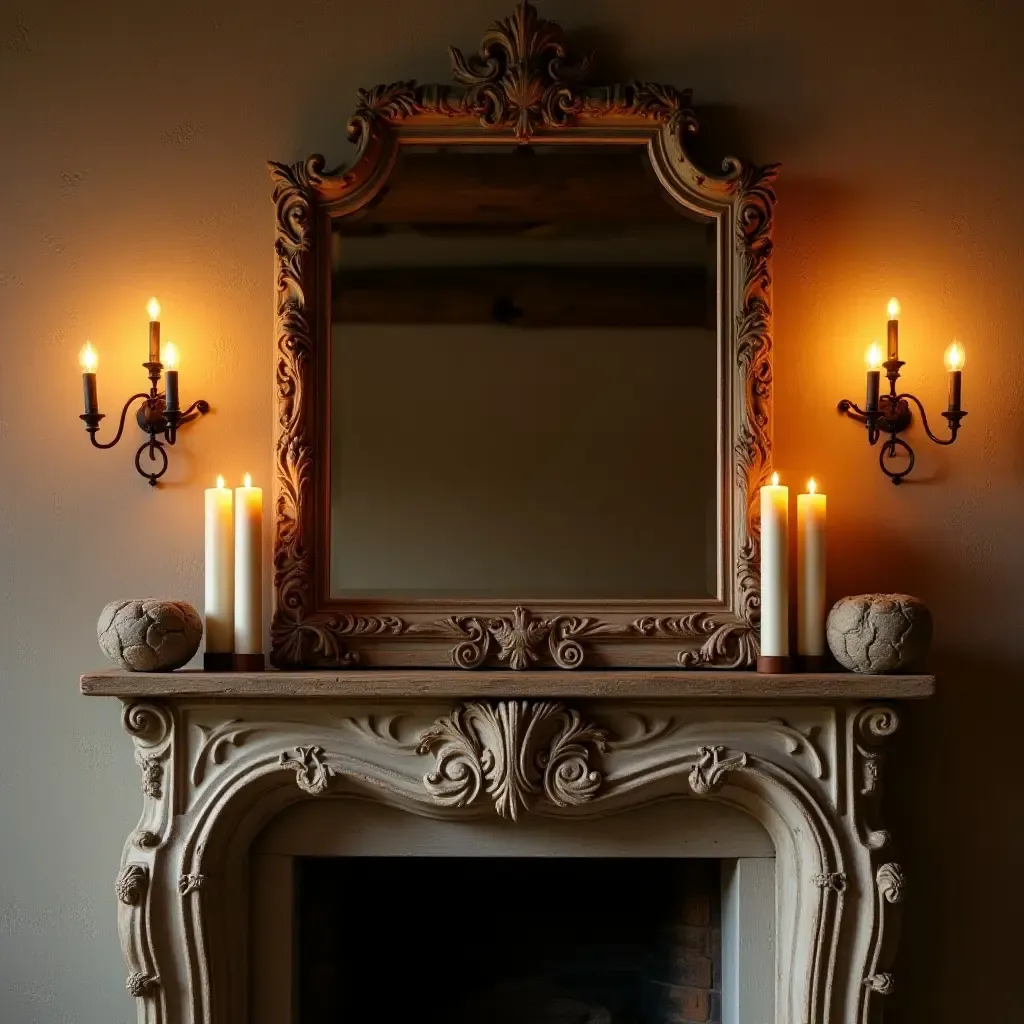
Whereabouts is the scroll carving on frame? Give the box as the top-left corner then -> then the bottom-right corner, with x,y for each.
269,2 -> 777,670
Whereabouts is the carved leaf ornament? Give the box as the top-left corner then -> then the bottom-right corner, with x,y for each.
417,700 -> 609,820
269,2 -> 777,671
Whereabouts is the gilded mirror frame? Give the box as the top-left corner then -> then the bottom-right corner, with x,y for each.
269,2 -> 777,670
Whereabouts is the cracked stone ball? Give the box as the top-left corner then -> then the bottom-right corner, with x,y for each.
826,594 -> 932,674
97,599 -> 203,672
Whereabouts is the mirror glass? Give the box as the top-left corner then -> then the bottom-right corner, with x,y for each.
329,148 -> 719,600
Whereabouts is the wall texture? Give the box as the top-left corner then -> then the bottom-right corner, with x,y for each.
0,0 -> 1020,1021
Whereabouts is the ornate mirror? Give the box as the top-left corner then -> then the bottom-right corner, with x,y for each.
270,2 -> 776,670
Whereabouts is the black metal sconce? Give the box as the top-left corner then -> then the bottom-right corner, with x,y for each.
78,299 -> 210,486
838,299 -> 966,484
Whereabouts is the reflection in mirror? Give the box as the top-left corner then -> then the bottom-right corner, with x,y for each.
329,148 -> 718,600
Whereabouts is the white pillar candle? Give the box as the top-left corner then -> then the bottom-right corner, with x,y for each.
797,479 -> 827,657
204,476 -> 234,654
233,474 -> 263,656
760,472 -> 789,658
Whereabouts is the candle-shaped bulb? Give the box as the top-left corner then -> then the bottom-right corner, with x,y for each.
216,474 -> 226,489
79,341 -> 98,372
147,297 -> 161,320
771,471 -> 780,486
865,343 -> 883,370
944,340 -> 966,371
887,297 -> 901,320
163,341 -> 179,370
807,477 -> 817,494
243,472 -> 252,487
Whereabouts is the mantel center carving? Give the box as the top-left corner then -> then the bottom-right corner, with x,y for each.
417,700 -> 609,820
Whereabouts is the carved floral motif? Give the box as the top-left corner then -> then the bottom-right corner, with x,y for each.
813,872 -> 847,893
688,745 -> 748,795
279,745 -> 336,795
418,700 -> 608,820
876,862 -> 905,904
450,0 -> 591,140
178,874 -> 207,896
129,829 -> 160,849
135,751 -> 163,799
125,972 -> 158,997
864,973 -> 895,994
115,864 -> 148,906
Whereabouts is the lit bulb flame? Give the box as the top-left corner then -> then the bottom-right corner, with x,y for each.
808,478 -> 817,495
944,340 -> 965,371
865,342 -> 884,370
79,341 -> 98,372
162,341 -> 179,370
771,472 -> 780,487
147,297 -> 161,320
243,472 -> 252,488
887,297 -> 901,320
216,475 -> 225,489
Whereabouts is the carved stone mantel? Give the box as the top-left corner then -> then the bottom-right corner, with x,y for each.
83,669 -> 933,1024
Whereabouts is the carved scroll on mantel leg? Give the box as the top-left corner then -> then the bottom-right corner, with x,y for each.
847,706 -> 906,1020
118,702 -> 174,1022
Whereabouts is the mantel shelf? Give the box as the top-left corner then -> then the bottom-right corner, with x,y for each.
80,668 -> 935,700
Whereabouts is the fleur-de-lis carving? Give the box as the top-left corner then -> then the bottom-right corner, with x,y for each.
489,606 -> 550,670
450,1 -> 591,140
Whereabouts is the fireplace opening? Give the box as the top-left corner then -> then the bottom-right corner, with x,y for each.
296,856 -> 722,1024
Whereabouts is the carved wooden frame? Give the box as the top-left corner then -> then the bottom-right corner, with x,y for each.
269,1 -> 777,670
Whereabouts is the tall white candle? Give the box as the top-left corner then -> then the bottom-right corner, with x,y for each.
234,474 -> 263,656
797,479 -> 827,657
760,472 -> 789,658
204,476 -> 234,655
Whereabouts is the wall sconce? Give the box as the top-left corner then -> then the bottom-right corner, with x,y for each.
837,299 -> 966,484
78,299 -> 210,486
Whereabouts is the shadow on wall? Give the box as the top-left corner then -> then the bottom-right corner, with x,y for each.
888,650 -> 1024,1023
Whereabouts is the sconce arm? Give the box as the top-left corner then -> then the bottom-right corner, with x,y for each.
896,392 -> 965,445
82,393 -> 152,450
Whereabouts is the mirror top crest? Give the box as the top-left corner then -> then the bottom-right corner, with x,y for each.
269,0 -> 759,201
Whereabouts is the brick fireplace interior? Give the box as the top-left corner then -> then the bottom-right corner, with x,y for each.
296,857 -> 723,1024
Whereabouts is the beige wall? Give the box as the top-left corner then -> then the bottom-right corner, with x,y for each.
0,0 -> 1020,1020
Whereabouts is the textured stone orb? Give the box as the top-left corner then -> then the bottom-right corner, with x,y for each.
826,594 -> 932,674
98,599 -> 203,672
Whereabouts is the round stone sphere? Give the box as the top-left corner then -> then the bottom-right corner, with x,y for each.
826,594 -> 932,674
98,599 -> 203,672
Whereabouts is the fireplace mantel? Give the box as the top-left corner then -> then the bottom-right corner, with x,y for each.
81,668 -> 935,700
82,669 -> 933,1024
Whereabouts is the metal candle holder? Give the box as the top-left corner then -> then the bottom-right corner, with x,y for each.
78,302 -> 210,486
837,302 -> 966,485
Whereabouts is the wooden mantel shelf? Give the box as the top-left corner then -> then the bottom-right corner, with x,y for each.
80,668 -> 935,700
